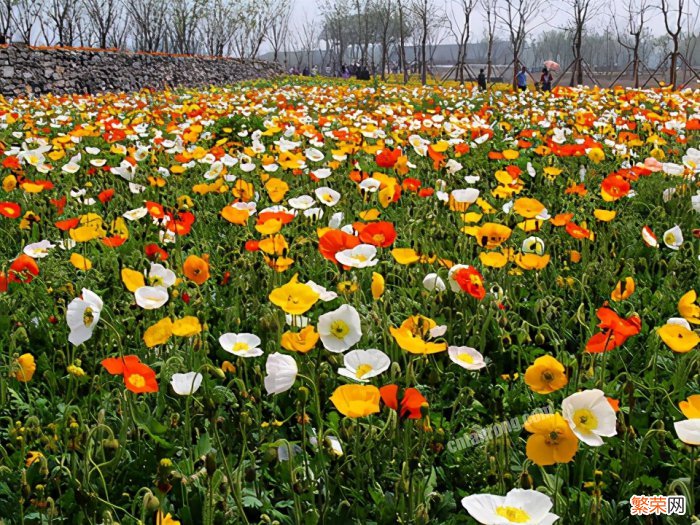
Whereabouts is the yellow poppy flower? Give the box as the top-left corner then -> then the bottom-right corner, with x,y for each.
611,277 -> 635,301
281,326 -> 320,353
657,323 -> 700,353
14,353 -> 36,382
330,384 -> 381,418
678,290 -> 700,324
524,355 -> 568,394
371,272 -> 385,300
524,413 -> 579,466
70,253 -> 92,270
143,317 -> 174,347
268,274 -> 320,315
172,316 -> 202,337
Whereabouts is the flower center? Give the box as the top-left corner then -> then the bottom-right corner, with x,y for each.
573,408 -> 598,431
83,307 -> 94,327
355,364 -> 373,378
233,342 -> 250,352
457,353 -> 475,364
128,374 -> 145,388
495,506 -> 531,523
330,320 -> 349,339
541,370 -> 554,383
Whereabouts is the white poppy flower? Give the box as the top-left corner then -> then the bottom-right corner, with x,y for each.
663,225 -> 683,250
264,352 -> 298,394
305,148 -> 325,162
148,263 -> 176,288
562,389 -> 617,446
522,236 -> 545,255
315,186 -> 341,206
288,195 -> 316,210
450,188 -> 480,205
123,207 -> 149,221
335,244 -> 378,268
423,273 -> 446,292
304,207 -> 324,220
134,286 -> 169,309
359,178 -> 381,193
317,304 -> 362,353
66,288 -> 103,346
23,240 -> 55,258
219,333 -> 263,358
285,314 -> 310,328
674,419 -> 700,445
128,182 -> 146,194
338,349 -> 391,382
667,317 -> 691,330
662,162 -> 684,176
448,346 -> 486,370
170,372 -> 203,396
85,147 -> 101,155
461,488 -> 559,525
311,168 -> 332,179
691,194 -> 700,213
306,281 -> 338,302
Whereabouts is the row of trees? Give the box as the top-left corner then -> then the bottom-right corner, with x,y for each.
0,0 -> 293,59
316,0 -> 700,87
0,0 -> 698,87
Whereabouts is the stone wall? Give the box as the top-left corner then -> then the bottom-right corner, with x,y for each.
0,44 -> 282,97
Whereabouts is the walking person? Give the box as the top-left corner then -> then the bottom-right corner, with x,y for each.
540,67 -> 553,92
477,69 -> 487,91
516,66 -> 528,91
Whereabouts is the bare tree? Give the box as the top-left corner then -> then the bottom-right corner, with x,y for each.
12,0 -> 42,44
446,0 -> 477,82
375,0 -> 394,79
41,0 -> 82,46
481,0 -> 498,81
82,0 -> 123,48
265,0 -> 293,64
126,0 -> 169,51
169,0 -> 205,54
497,0 -> 549,88
0,0 -> 16,43
659,0 -> 684,86
565,0 -> 597,85
613,0 -> 650,87
410,0 -> 444,84
199,0 -> 235,56
231,0 -> 277,59
397,0 -> 409,81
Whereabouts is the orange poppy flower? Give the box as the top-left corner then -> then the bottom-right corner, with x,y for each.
0,201 -> 21,218
379,385 -> 428,420
358,221 -> 397,247
183,255 -> 210,285
585,307 -> 642,353
565,222 -> 593,240
101,355 -> 142,375
375,148 -> 401,168
123,362 -> 159,394
9,254 -> 39,283
318,229 -> 360,264
600,174 -> 630,201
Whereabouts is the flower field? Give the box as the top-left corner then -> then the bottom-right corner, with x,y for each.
0,78 -> 699,524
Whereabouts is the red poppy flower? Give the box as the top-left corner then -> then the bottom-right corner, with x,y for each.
565,222 -> 592,240
101,235 -> 127,248
379,385 -> 428,419
101,355 -> 142,375
9,254 -> 39,284
257,210 -> 295,225
585,307 -> 641,353
318,229 -> 361,264
98,188 -> 115,204
601,174 -> 630,200
358,221 -> 397,248
123,361 -> 159,394
244,240 -> 260,252
2,156 -> 20,169
452,266 -> 486,300
165,211 -> 195,235
402,178 -> 421,192
375,148 -> 401,168
0,202 -> 21,219
0,272 -> 7,293
146,201 -> 165,219
55,217 -> 81,231
144,243 -> 168,261
50,196 -> 67,215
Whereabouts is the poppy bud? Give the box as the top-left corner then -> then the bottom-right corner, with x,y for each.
534,331 -> 545,345
143,492 -> 160,513
205,452 -> 217,477
519,471 -> 533,489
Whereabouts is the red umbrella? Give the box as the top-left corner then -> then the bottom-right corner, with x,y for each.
544,60 -> 560,71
